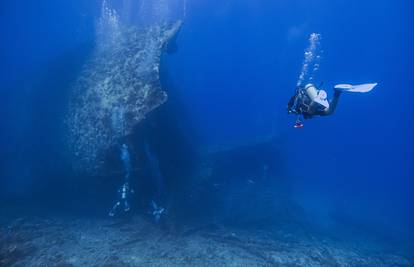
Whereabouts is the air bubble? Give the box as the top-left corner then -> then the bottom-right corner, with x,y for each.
296,33 -> 323,87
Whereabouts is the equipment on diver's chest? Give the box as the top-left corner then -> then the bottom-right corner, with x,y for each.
288,86 -> 310,128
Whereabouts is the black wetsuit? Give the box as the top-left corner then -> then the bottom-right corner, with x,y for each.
288,88 -> 342,119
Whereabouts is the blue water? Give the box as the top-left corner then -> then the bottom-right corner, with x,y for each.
170,0 -> 414,239
1,0 -> 413,252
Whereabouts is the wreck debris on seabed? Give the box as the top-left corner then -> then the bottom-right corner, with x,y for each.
0,215 -> 413,267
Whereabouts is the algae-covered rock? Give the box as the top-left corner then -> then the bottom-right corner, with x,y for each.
66,5 -> 182,171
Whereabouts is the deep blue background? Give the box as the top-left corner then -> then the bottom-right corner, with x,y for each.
1,0 -> 413,239
166,0 -> 414,237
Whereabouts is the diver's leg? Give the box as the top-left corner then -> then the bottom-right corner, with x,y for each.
124,200 -> 130,212
109,201 -> 121,217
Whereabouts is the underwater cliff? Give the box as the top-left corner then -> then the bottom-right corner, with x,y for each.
0,0 -> 413,266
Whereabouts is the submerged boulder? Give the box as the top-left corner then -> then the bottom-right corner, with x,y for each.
67,17 -> 182,171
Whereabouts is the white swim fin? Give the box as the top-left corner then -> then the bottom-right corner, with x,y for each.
334,83 -> 378,93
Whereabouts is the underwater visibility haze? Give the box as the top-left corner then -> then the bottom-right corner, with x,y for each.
1,0 -> 413,266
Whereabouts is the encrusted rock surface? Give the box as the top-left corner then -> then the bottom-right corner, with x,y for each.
1,216 -> 412,267
66,3 -> 182,171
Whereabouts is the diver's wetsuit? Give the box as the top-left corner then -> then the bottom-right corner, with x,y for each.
288,87 -> 342,119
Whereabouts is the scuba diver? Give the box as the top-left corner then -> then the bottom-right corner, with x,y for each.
150,200 -> 166,223
109,181 -> 134,217
109,144 -> 135,217
144,141 -> 167,224
287,83 -> 377,128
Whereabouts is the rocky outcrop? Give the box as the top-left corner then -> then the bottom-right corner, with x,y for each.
66,17 -> 182,171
